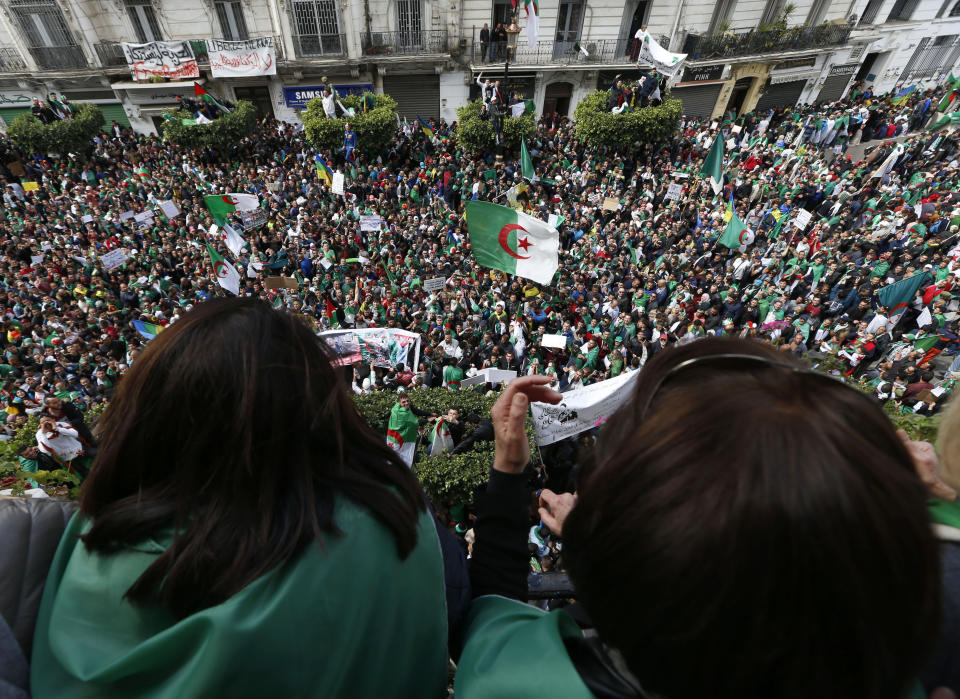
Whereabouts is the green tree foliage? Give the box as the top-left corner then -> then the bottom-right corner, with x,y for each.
573,90 -> 682,148
352,387 -> 539,506
302,92 -> 398,154
455,100 -> 536,153
6,103 -> 105,156
161,100 -> 257,151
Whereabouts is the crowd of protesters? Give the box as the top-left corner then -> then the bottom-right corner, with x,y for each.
0,77 -> 958,466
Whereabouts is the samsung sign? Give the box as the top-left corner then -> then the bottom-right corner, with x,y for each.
283,83 -> 374,109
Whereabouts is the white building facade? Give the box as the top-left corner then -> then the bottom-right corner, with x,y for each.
0,0 -> 956,134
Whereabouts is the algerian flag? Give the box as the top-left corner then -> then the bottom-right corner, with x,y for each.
213,223 -> 247,257
206,244 -> 241,295
387,402 -> 420,467
204,193 -> 260,221
521,137 -> 537,182
427,418 -> 454,456
524,0 -> 539,48
466,200 -> 559,285
719,212 -> 748,250
872,144 -> 904,180
700,136 -> 724,195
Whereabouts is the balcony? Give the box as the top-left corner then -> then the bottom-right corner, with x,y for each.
291,33 -> 346,59
0,47 -> 27,72
27,45 -> 88,71
682,24 -> 852,61
361,30 -> 448,57
469,37 -> 647,66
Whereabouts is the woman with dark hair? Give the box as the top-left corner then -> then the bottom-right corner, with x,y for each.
457,338 -> 943,699
30,298 -> 448,697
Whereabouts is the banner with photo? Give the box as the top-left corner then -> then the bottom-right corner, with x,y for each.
320,328 -> 421,370
122,40 -> 199,81
205,37 -> 277,78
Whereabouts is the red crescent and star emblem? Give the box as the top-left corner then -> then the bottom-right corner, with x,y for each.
214,260 -> 228,278
498,223 -> 532,260
222,195 -> 236,205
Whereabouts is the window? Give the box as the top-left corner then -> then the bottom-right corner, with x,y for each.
951,0 -> 960,15
886,0 -> 920,21
215,1 -> 248,40
898,36 -> 957,81
8,0 -> 84,69
806,0 -> 830,25
708,0 -> 738,34
290,0 -> 342,56
125,0 -> 162,42
759,0 -> 786,26
397,0 -> 423,43
553,0 -> 584,57
859,0 -> 884,24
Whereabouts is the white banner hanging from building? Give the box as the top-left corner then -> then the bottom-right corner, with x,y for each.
121,41 -> 199,81
205,37 -> 277,78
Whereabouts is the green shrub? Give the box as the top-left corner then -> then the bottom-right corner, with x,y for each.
455,100 -> 536,153
573,90 -> 682,148
302,92 -> 398,154
161,100 -> 257,151
352,387 -> 539,506
6,103 -> 105,156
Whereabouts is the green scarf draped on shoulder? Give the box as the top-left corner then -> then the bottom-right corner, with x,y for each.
31,502 -> 448,698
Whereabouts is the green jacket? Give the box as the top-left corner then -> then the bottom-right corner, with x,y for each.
32,501 -> 448,698
455,595 -> 593,698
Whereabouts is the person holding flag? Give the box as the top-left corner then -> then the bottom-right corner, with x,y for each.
315,154 -> 334,186
386,390 -> 435,467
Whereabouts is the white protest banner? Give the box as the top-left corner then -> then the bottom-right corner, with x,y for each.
794,208 -> 812,230
134,211 -> 153,223
159,200 -> 180,219
531,370 -> 638,446
423,277 -> 446,292
319,328 -> 421,370
205,37 -> 276,78
360,215 -> 382,232
119,211 -> 135,221
635,30 -> 686,77
100,248 -> 128,272
540,333 -> 568,349
332,172 -> 345,195
665,182 -> 683,201
121,40 -> 198,81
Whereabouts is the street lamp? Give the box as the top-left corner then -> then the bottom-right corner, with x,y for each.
506,14 -> 521,61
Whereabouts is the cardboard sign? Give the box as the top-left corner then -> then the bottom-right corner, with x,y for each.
359,215 -> 382,232
119,211 -> 135,221
267,182 -> 280,192
134,211 -> 153,222
81,214 -> 94,223
100,248 -> 128,272
264,276 -> 298,290
423,276 -> 446,292
159,200 -> 180,219
602,197 -> 619,212
461,369 -> 517,387
731,124 -> 742,134
794,208 -> 812,230
332,172 -> 345,195
22,181 -> 38,192
540,333 -> 568,349
665,183 -> 683,201
547,213 -> 559,228
30,255 -> 43,265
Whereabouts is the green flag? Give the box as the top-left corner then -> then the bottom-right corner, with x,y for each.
914,335 -> 939,352
877,272 -> 932,316
387,403 -> 420,448
700,135 -> 724,195
521,137 -> 537,182
465,200 -> 559,285
204,194 -> 260,221
719,212 -> 747,250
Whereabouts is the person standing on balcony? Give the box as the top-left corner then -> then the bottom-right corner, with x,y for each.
480,24 -> 490,64
494,23 -> 507,61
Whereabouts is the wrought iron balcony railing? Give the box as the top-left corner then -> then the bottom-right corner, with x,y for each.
0,46 -> 28,72
361,30 -> 448,56
682,24 -> 852,61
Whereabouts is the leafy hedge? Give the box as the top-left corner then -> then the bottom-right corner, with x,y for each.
302,92 -> 398,154
455,100 -> 536,153
573,90 -> 682,148
352,387 -> 539,507
6,103 -> 105,156
161,100 -> 257,151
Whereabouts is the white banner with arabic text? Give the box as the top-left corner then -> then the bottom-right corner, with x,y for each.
122,40 -> 199,81
205,37 -> 277,78
530,370 -> 638,445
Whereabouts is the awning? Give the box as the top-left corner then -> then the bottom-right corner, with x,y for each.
109,79 -> 205,90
